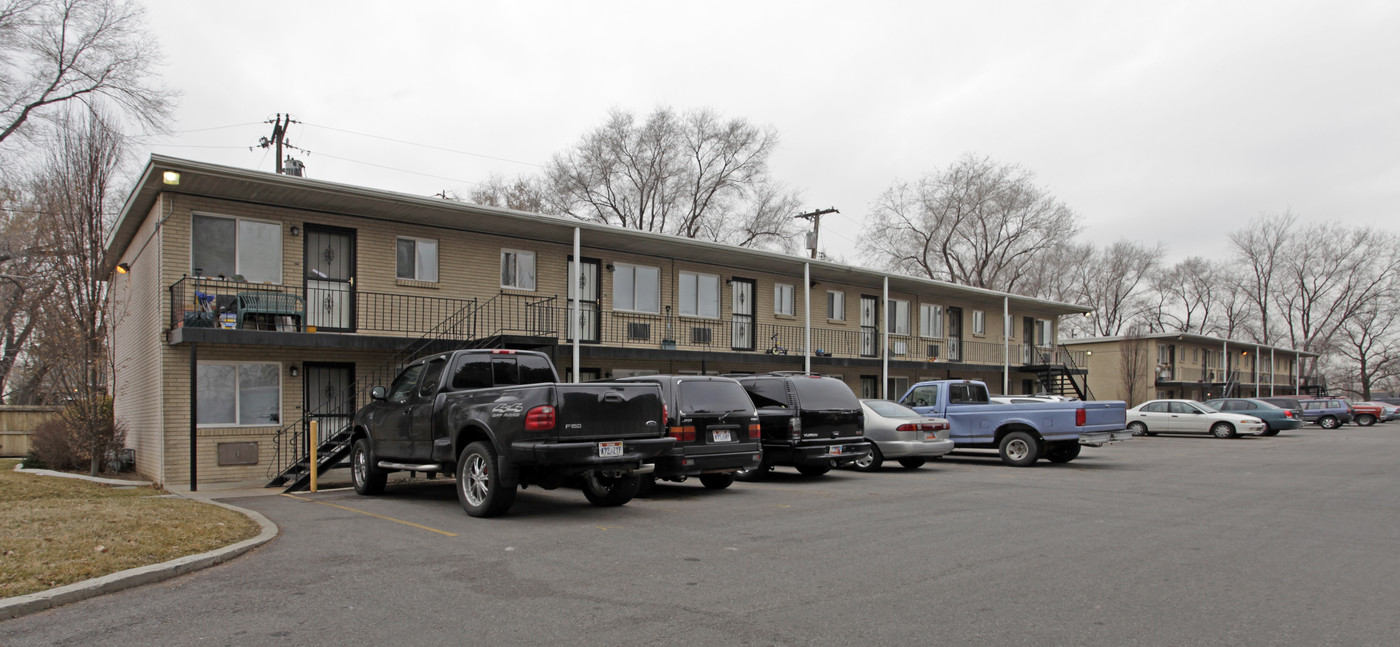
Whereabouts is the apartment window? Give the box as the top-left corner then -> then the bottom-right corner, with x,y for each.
500,249 -> 536,290
774,283 -> 795,316
396,237 -> 438,282
191,214 -> 281,284
614,263 -> 660,313
196,362 -> 281,426
678,271 -> 720,318
920,304 -> 944,338
827,291 -> 845,321
1035,319 -> 1053,346
886,299 -> 910,335
973,310 -> 986,336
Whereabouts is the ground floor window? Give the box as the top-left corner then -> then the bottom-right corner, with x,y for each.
197,362 -> 281,426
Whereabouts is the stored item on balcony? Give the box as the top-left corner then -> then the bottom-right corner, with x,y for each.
236,291 -> 305,331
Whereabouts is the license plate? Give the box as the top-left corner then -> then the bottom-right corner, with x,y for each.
829,445 -> 843,456
713,430 -> 732,442
598,441 -> 623,457
924,432 -> 937,441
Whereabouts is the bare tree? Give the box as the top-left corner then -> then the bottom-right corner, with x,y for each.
24,106 -> 124,474
0,0 -> 173,152
1119,326 -> 1152,407
1274,224 -> 1400,384
1145,257 -> 1227,335
1075,240 -> 1161,337
544,107 -> 802,251
1230,211 -> 1297,346
1331,296 -> 1400,401
860,154 -> 1081,292
467,173 -> 550,214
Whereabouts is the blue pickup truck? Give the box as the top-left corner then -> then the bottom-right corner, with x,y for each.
897,380 -> 1131,466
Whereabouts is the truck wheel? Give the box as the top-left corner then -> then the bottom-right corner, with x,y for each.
350,438 -> 387,495
581,472 -> 640,507
457,441 -> 516,517
699,473 -> 735,490
796,464 -> 831,477
852,445 -> 884,471
1357,414 -> 1376,427
999,431 -> 1041,467
1046,442 -> 1081,464
1210,422 -> 1237,438
1318,415 -> 1340,429
898,457 -> 927,469
1128,421 -> 1153,436
734,462 -> 770,482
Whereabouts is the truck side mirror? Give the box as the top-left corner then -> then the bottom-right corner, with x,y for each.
370,386 -> 387,401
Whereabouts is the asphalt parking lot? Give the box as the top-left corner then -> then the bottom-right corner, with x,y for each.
4,426 -> 1399,646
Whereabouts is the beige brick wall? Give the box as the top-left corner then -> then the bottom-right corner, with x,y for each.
111,199 -> 168,483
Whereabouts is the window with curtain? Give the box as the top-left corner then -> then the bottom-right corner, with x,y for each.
614,263 -> 660,313
192,214 -> 282,283
919,304 -> 944,338
774,283 -> 795,316
196,362 -> 281,426
500,249 -> 536,290
678,271 -> 720,318
397,237 -> 438,282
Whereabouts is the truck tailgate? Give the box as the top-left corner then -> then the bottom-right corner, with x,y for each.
554,383 -> 664,440
1079,401 -> 1128,430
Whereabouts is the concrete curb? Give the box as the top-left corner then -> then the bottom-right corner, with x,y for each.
11,462 -> 154,486
0,468 -> 280,620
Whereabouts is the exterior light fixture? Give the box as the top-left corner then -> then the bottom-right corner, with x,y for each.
116,262 -> 131,274
289,366 -> 299,377
162,171 -> 181,185
289,225 -> 300,237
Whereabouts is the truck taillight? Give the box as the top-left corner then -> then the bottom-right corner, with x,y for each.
1075,408 -> 1086,426
748,423 -> 761,440
669,426 -> 696,442
525,405 -> 555,431
789,416 -> 802,440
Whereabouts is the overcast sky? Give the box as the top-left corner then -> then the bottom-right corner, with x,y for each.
139,0 -> 1399,264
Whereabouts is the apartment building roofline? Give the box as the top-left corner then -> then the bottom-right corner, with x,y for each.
107,155 -> 1090,316
1061,333 -> 1318,358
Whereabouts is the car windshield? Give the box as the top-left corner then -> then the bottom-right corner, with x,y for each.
1249,400 -> 1284,410
1194,402 -> 1220,414
863,399 -> 921,418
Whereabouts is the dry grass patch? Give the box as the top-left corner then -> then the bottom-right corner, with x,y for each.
0,460 -> 261,598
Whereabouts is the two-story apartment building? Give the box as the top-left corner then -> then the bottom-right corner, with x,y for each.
1061,333 -> 1318,405
105,156 -> 1093,488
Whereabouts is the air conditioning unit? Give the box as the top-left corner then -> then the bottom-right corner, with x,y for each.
892,340 -> 908,356
690,327 -> 713,344
627,322 -> 651,340
927,344 -> 940,359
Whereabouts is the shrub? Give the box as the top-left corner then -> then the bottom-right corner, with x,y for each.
28,396 -> 127,474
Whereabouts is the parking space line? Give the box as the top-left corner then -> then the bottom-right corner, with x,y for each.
281,494 -> 458,537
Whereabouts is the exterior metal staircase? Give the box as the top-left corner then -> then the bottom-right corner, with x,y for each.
1030,345 -> 1092,400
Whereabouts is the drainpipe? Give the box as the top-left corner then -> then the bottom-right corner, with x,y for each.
1002,297 -> 1009,394
804,262 -> 811,375
1270,347 -> 1275,396
1222,339 -> 1228,391
571,228 -> 580,383
189,342 -> 198,492
882,276 -> 889,399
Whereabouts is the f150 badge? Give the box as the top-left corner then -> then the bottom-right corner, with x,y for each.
491,403 -> 524,418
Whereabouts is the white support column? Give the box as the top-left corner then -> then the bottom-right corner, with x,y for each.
1222,340 -> 1228,391
1296,351 -> 1302,394
804,263 -> 812,375
1254,345 -> 1260,396
1270,348 -> 1276,396
571,227 -> 580,383
882,276 -> 890,399
1002,297 -> 1010,394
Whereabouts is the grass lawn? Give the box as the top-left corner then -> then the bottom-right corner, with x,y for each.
0,459 -> 261,599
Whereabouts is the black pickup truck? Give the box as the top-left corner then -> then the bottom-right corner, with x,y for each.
349,349 -> 673,517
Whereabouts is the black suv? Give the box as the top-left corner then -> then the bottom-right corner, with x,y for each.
729,373 -> 869,479
615,375 -> 763,492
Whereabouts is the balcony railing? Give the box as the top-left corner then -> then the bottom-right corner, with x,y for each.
169,277 -> 477,338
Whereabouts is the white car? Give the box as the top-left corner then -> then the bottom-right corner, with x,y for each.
1127,399 -> 1267,438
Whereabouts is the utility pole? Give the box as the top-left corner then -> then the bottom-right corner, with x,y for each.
794,207 -> 839,259
257,113 -> 298,174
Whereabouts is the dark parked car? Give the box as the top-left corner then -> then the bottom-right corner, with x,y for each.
615,375 -> 763,492
1297,398 -> 1353,429
730,373 -> 870,479
1204,398 -> 1304,436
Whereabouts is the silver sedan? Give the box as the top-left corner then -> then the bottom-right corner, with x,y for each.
851,399 -> 955,470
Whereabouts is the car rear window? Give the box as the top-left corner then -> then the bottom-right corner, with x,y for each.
791,378 -> 860,410
743,379 -> 791,409
678,380 -> 754,413
864,400 -> 921,418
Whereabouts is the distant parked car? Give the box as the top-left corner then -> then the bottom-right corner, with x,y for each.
1127,399 -> 1267,438
1257,396 -> 1304,412
1349,402 -> 1386,427
1381,403 -> 1400,422
1297,398 -> 1353,429
614,375 -> 764,492
1203,398 -> 1304,436
730,373 -> 870,479
851,399 -> 954,471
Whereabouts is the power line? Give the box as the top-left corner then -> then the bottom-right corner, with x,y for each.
299,122 -> 543,168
